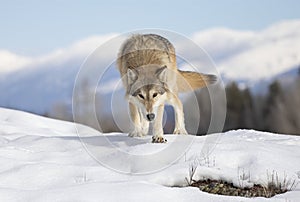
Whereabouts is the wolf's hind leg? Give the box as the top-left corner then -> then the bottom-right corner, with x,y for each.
128,103 -> 144,137
168,94 -> 188,135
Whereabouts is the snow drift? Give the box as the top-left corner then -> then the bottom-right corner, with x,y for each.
0,107 -> 299,201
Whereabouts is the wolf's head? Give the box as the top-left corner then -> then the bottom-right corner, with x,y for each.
126,65 -> 169,122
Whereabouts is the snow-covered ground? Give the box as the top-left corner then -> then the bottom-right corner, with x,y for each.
0,107 -> 299,201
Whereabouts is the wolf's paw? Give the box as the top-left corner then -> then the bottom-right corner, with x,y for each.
173,128 -> 188,135
152,135 -> 167,143
128,130 -> 145,137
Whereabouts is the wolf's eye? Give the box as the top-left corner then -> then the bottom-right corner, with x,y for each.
138,94 -> 145,99
153,93 -> 158,98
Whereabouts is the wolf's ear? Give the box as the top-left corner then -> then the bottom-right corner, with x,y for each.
127,69 -> 138,84
156,65 -> 167,82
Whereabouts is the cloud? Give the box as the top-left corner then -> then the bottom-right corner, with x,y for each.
0,50 -> 32,73
191,28 -> 255,61
0,33 -> 118,74
190,20 -> 300,80
1,20 -> 300,81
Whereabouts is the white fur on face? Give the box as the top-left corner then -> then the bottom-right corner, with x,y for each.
128,88 -> 167,121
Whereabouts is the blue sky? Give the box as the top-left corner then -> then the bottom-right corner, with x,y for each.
1,0 -> 299,56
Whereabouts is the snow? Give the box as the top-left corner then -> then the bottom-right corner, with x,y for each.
0,107 -> 299,201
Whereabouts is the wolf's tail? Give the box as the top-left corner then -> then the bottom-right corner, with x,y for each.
177,70 -> 217,92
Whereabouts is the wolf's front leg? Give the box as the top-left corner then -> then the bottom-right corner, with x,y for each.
169,94 -> 188,135
128,103 -> 147,137
150,105 -> 167,143
138,108 -> 149,136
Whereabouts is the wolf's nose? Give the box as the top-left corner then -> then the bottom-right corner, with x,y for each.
146,113 -> 155,121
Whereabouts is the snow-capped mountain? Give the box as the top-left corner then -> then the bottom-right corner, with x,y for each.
250,65 -> 299,95
0,20 -> 300,114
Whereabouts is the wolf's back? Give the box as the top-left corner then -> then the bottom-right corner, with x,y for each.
117,34 -> 177,76
117,34 -> 217,92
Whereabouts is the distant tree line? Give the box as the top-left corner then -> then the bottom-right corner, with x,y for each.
46,72 -> 300,136
189,74 -> 300,135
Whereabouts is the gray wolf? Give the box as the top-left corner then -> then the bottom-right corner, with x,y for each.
117,34 -> 216,143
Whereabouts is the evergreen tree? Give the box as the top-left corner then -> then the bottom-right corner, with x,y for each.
224,82 -> 244,131
263,80 -> 283,132
240,87 -> 254,129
